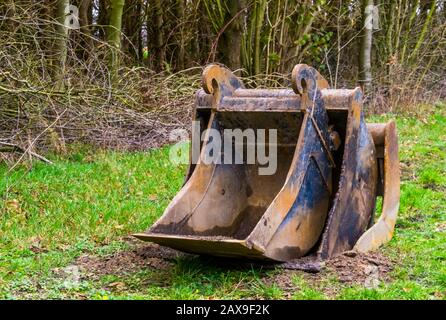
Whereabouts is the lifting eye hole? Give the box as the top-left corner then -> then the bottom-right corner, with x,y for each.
211,78 -> 219,93
301,78 -> 307,93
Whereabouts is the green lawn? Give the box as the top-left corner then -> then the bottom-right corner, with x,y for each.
1,109 -> 445,300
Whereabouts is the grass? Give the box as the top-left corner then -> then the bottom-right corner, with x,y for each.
0,109 -> 445,300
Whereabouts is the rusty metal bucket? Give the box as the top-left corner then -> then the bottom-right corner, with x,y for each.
134,64 -> 400,262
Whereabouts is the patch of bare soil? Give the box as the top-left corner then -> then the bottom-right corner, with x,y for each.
57,237 -> 394,299
267,251 -> 394,298
262,272 -> 297,299
73,242 -> 187,280
325,251 -> 393,286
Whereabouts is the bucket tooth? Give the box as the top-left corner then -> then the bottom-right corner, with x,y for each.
134,63 -> 400,262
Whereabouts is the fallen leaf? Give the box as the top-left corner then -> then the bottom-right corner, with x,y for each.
108,281 -> 126,291
5,199 -> 21,213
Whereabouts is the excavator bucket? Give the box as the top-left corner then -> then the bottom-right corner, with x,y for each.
134,64 -> 400,262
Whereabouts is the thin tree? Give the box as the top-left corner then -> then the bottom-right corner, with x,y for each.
219,0 -> 246,70
54,0 -> 69,89
74,0 -> 93,61
107,0 -> 125,81
152,0 -> 165,71
174,0 -> 186,70
253,0 -> 266,75
410,0 -> 436,62
359,0 -> 374,91
122,0 -> 143,62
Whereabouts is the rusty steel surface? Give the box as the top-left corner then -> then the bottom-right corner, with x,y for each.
133,63 -> 401,262
354,121 -> 400,252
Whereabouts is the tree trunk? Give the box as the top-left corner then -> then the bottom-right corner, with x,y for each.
253,0 -> 266,75
400,0 -> 419,64
219,0 -> 245,70
78,0 -> 93,61
107,0 -> 125,81
35,0 -> 53,80
123,0 -> 142,62
97,0 -> 109,40
444,1 -> 446,23
410,0 -> 436,62
175,0 -> 186,70
195,0 -> 211,64
54,0 -> 69,89
152,0 -> 165,71
359,0 -> 374,91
